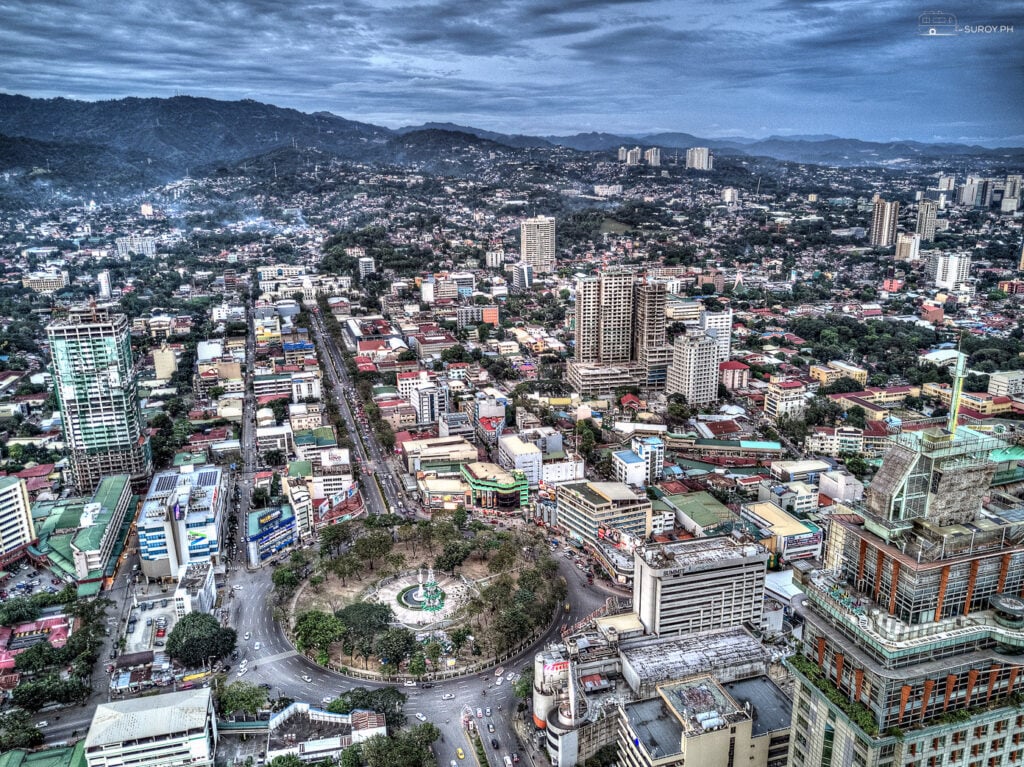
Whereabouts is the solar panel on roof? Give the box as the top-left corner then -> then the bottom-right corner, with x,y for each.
154,475 -> 178,493
197,471 -> 218,488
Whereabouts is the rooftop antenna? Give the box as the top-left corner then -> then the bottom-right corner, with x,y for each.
947,336 -> 966,436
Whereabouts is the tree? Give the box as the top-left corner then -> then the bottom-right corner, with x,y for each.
269,756 -> 305,767
452,505 -> 468,530
354,530 -> 392,571
294,610 -> 345,655
513,666 -> 534,699
408,653 -> 427,678
821,376 -> 867,395
846,405 -> 867,430
272,567 -> 300,592
262,449 -> 285,467
374,627 -> 417,670
328,551 -> 362,585
166,613 -> 236,668
0,710 -> 43,751
320,521 -> 354,555
220,681 -> 268,717
434,541 -> 472,573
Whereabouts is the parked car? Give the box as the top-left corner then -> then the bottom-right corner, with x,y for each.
415,713 -> 427,722
403,680 -> 416,687
301,674 -> 312,683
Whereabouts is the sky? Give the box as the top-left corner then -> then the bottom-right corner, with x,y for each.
1,0 -> 1022,145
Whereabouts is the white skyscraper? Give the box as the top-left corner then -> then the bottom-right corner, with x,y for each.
930,252 -> 971,290
916,199 -> 938,241
666,330 -> 719,406
685,147 -> 713,170
0,477 -> 34,558
97,269 -> 112,299
643,147 -> 661,166
895,232 -> 921,261
520,215 -> 556,273
698,307 -> 733,363
870,198 -> 900,247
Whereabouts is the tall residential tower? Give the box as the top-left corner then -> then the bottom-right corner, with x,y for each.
520,215 -> 556,273
48,304 -> 152,492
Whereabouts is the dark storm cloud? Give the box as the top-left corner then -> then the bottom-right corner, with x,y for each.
0,0 -> 1020,142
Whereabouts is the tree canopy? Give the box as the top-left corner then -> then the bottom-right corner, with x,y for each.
166,613 -> 236,668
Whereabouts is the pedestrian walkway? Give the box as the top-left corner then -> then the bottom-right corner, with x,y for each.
261,649 -> 298,665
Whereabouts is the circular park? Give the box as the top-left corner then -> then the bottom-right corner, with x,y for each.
279,516 -> 568,681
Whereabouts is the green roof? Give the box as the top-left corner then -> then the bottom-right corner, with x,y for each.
247,505 -> 294,537
0,742 -> 86,767
76,580 -> 103,598
663,491 -> 734,528
288,461 -> 313,477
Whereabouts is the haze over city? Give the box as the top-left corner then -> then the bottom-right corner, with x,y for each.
1,0 -> 1022,144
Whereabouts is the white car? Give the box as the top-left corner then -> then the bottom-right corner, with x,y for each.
442,693 -> 455,700
495,677 -> 503,686
302,674 -> 312,683
415,712 -> 427,722
505,673 -> 514,681
36,720 -> 48,728
237,667 -> 248,677
403,680 -> 417,687
232,585 -> 243,591
323,696 -> 334,705
240,658 -> 248,668
244,632 -> 251,641
254,642 -> 261,651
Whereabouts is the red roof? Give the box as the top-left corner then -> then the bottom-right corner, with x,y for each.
719,361 -> 749,371
16,463 -> 55,478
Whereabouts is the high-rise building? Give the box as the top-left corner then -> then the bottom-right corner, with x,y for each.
937,174 -> 956,191
788,361 -> 1024,767
685,147 -> 713,170
666,330 -> 719,406
869,198 -> 899,247
97,270 -> 112,299
1005,174 -> 1022,200
574,269 -> 635,365
930,252 -> 971,289
633,280 -> 673,389
699,307 -> 733,363
114,234 -> 156,259
916,199 -> 938,241
357,256 -> 376,278
633,538 -> 767,637
138,465 -> 224,580
625,147 -> 642,165
485,249 -> 505,268
520,215 -> 556,273
722,187 -> 739,204
0,477 -> 34,561
48,304 -> 152,493
643,147 -> 661,166
555,481 -> 652,547
512,261 -> 534,291
617,146 -> 628,162
894,232 -> 921,261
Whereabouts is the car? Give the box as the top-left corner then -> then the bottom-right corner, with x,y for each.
415,713 -> 427,722
506,673 -> 515,681
485,707 -> 491,717
487,723 -> 495,733
244,632 -> 251,641
261,683 -> 272,691
476,708 -> 483,719
451,761 -> 458,767
403,680 -> 417,687
420,682 -> 434,688
456,749 -> 465,760
154,640 -> 165,647
51,578 -> 61,585
36,721 -> 48,728
161,599 -> 169,608
323,696 -> 334,705
254,642 -> 261,651
232,584 -> 243,590
146,618 -> 153,626
513,755 -> 519,763
237,667 -> 247,676
301,674 -> 312,683
494,677 -> 503,686
156,629 -> 166,638
441,693 -> 455,700
240,658 -> 249,667
490,739 -> 499,749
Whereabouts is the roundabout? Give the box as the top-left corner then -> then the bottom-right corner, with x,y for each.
374,566 -> 474,629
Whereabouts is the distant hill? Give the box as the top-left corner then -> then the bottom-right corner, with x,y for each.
0,93 -> 1021,198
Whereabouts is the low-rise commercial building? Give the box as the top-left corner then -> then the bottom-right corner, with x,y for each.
84,687 -> 217,767
460,462 -> 529,513
246,504 -> 296,567
556,481 -> 652,549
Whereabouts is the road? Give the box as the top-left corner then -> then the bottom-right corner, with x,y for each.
40,301 -> 610,764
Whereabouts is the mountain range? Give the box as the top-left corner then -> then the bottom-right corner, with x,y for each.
1,93 -> 1022,198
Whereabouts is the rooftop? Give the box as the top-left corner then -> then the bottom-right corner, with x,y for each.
85,688 -> 211,747
723,675 -> 793,736
619,627 -> 770,685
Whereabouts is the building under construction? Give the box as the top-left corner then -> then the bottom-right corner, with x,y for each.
790,353 -> 1024,767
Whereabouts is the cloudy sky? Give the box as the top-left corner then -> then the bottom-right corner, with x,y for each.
1,0 -> 1021,144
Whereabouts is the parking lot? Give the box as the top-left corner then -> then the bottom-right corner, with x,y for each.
124,596 -> 178,654
0,560 -> 66,602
